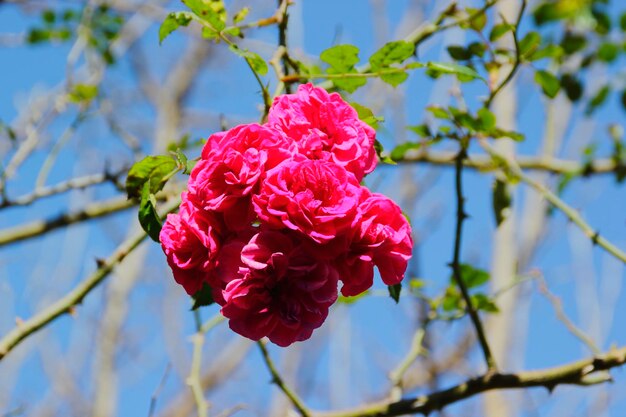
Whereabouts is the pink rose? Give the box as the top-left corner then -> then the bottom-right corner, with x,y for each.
339,192 -> 413,297
253,158 -> 362,244
188,124 -> 296,224
221,230 -> 339,346
159,197 -> 221,296
267,83 -> 377,181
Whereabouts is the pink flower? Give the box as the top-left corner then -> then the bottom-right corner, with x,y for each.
159,197 -> 221,296
188,124 -> 296,227
267,83 -> 377,181
339,192 -> 413,297
221,231 -> 339,346
253,158 -> 362,244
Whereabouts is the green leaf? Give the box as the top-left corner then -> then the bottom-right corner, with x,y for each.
585,85 -> 610,115
458,264 -> 490,289
338,290 -> 370,305
139,182 -> 162,242
426,62 -> 482,81
621,12 -> 626,31
68,84 -> 99,103
490,128 -> 525,141
182,0 -> 225,32
621,90 -> 626,111
380,71 -> 408,87
42,9 -> 56,25
489,23 -> 513,41
159,11 -> 193,44
321,44 -> 360,72
529,44 -> 564,61
477,108 -> 496,131
191,283 -> 215,310
561,32 -> 587,55
534,70 -> 560,98
447,45 -> 472,60
233,7 -> 249,24
519,31 -> 541,59
560,73 -> 583,102
126,155 -> 178,199
329,74 -> 367,94
369,40 -> 414,70
350,102 -> 384,130
388,283 -> 402,304
228,45 -> 268,75
441,286 -> 462,312
466,7 -> 487,31
471,293 -> 499,313
427,106 -> 450,119
390,142 -> 422,161
597,42 -> 619,62
492,178 -> 511,227
407,124 -> 431,137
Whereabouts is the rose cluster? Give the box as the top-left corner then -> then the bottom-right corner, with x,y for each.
160,84 -> 413,346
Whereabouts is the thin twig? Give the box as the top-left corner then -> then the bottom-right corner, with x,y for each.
0,199 -> 180,361
313,346 -> 626,417
451,148 -> 497,371
536,274 -> 601,355
0,169 -> 126,208
148,363 -> 172,417
394,150 -> 619,175
0,196 -> 135,247
480,139 -> 626,264
485,0 -> 527,108
188,311 -> 210,417
257,340 -> 311,417
388,327 -> 427,393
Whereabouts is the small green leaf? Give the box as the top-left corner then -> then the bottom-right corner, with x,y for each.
42,10 -> 56,24
561,32 -> 587,55
560,73 -> 583,102
380,71 -> 408,87
519,31 -> 541,58
447,45 -> 472,60
529,44 -> 564,61
407,124 -> 431,137
139,182 -> 162,242
492,178 -> 512,227
477,108 -> 496,131
534,70 -> 560,98
442,286 -> 462,312
338,290 -> 370,305
466,7 -> 487,31
471,293 -> 499,313
489,23 -> 513,41
390,142 -> 422,161
621,90 -> 626,111
597,42 -> 619,62
427,106 -> 450,119
233,7 -> 249,24
191,283 -> 215,310
126,155 -> 178,199
350,102 -> 383,130
229,45 -> 268,75
426,62 -> 482,81
321,44 -> 360,72
620,12 -> 626,31
388,283 -> 402,304
458,264 -> 490,288
585,85 -> 610,115
369,40 -> 414,70
159,12 -> 193,44
182,0 -> 225,32
68,84 -> 99,103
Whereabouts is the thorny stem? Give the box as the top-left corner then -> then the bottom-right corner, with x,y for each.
485,0 -> 527,108
257,340 -> 311,417
451,147 -> 497,372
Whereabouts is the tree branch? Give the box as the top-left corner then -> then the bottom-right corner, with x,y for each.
0,196 -> 135,247
314,346 -> 626,417
0,199 -> 180,361
451,148 -> 497,371
394,151 -> 620,176
479,140 -> 626,264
